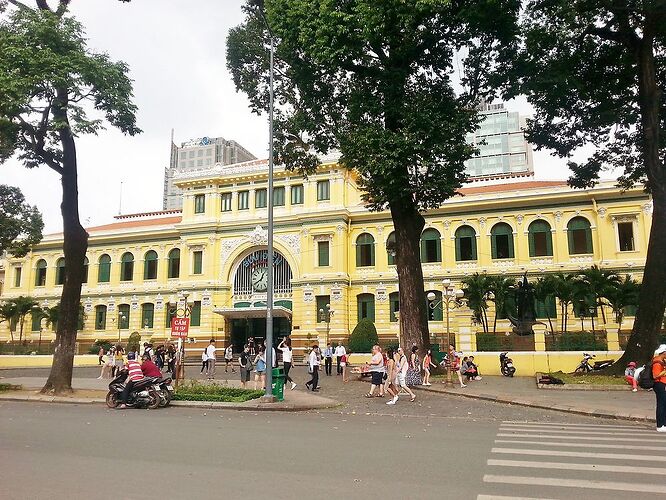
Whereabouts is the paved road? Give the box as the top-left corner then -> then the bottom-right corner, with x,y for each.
1,401 -> 662,500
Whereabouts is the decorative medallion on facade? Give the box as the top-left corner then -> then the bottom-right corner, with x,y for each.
376,283 -> 387,302
642,202 -> 653,215
131,295 -> 139,311
155,294 -> 164,311
516,214 -> 524,225
554,211 -> 563,222
331,284 -> 343,302
248,225 -> 268,245
84,298 -> 93,314
277,232 -> 301,256
479,217 -> 487,227
302,286 -> 314,303
201,289 -> 212,307
107,297 -> 116,312
597,207 -> 607,218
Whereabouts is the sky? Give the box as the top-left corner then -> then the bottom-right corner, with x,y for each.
1,0 -> 596,234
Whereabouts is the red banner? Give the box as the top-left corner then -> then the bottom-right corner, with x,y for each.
171,317 -> 190,338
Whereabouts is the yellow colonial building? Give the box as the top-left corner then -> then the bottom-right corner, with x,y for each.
0,158 -> 653,357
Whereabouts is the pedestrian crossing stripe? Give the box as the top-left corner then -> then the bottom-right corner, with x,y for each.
487,458 -> 666,476
491,447 -> 666,462
483,475 -> 666,494
498,425 -> 657,436
496,432 -> 659,442
495,439 -> 666,451
502,421 -> 641,429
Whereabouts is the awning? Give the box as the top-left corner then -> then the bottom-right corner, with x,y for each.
213,306 -> 292,319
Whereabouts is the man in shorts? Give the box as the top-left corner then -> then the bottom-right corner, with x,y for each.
224,344 -> 235,373
395,347 -> 416,403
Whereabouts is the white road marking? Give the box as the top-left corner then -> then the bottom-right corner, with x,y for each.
499,425 -> 656,436
491,447 -> 666,462
487,458 -> 666,476
502,421 -> 640,429
494,439 -> 666,451
496,432 -> 658,443
477,495 -> 555,500
483,474 -> 666,493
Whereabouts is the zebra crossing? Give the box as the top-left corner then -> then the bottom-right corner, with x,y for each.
477,420 -> 666,500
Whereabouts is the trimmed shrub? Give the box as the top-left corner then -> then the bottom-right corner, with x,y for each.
348,319 -> 379,353
476,334 -> 502,352
127,332 -> 141,353
173,381 -> 263,402
88,340 -> 112,355
551,333 -> 606,351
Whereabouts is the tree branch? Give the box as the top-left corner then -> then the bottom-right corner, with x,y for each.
35,0 -> 51,12
7,0 -> 32,11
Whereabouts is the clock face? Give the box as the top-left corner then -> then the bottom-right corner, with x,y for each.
251,266 -> 268,292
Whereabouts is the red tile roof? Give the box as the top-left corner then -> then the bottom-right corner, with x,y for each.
456,180 -> 568,196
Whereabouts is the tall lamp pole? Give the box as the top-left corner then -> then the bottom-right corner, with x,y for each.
319,304 -> 334,345
117,311 -> 126,344
428,280 -> 464,387
252,0 -> 276,401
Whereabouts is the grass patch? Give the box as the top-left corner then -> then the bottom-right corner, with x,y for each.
548,371 -> 627,386
0,383 -> 22,392
173,381 -> 264,403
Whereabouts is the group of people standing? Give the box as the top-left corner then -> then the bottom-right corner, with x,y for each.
199,339 -> 235,379
97,342 -> 179,380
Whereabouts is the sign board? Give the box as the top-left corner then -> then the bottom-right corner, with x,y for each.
171,317 -> 190,338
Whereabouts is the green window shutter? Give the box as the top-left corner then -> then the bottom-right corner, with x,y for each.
567,230 -> 575,254
190,301 -> 201,327
420,239 -> 427,262
586,229 -> 593,254
545,231 -> 553,256
508,232 -> 515,258
31,312 -> 42,332
491,235 -> 498,259
318,241 -> 329,266
356,244 -> 362,267
368,296 -> 375,322
470,236 -> 477,260
455,235 -> 461,261
528,232 -> 536,257
370,241 -> 375,266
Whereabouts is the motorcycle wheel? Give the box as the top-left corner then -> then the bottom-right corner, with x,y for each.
160,391 -> 171,407
106,391 -> 119,409
147,390 -> 161,409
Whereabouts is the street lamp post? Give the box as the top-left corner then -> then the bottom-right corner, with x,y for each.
117,311 -> 126,344
176,291 -> 191,385
318,304 -> 334,345
252,0 -> 276,401
428,280 -> 465,387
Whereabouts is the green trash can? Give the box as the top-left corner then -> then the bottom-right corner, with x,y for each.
271,367 -> 285,401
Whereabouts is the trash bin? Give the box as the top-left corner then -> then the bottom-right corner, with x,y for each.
271,367 -> 285,401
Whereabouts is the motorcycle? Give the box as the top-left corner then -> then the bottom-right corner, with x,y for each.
574,353 -> 614,373
106,370 -> 162,409
155,376 -> 174,407
500,352 -> 516,377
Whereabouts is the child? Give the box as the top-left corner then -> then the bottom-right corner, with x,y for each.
467,356 -> 482,381
625,361 -> 638,392
200,349 -> 208,374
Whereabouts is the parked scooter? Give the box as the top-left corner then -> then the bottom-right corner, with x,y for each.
499,352 -> 516,377
155,376 -> 175,407
106,370 -> 162,409
574,353 -> 614,373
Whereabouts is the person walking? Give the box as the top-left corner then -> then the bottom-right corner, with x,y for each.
305,345 -> 320,392
384,348 -> 399,405
364,345 -> 385,398
652,344 -> 666,432
224,344 -> 235,373
341,351 -> 349,383
422,349 -> 436,386
238,345 -> 252,389
253,346 -> 266,391
98,346 -> 105,365
200,348 -> 208,374
335,342 -> 346,375
406,346 -> 422,386
278,337 -> 297,390
324,342 -> 334,376
396,347 -> 416,402
113,346 -> 125,378
205,339 -> 217,380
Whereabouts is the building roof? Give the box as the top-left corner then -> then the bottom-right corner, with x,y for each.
456,180 -> 568,196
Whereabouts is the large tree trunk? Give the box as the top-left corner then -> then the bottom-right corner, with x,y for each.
41,88 -> 88,395
391,203 -> 430,354
606,31 -> 663,374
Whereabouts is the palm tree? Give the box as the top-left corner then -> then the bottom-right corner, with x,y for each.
462,272 -> 492,333
534,275 -> 557,333
10,296 -> 38,344
602,275 -> 641,335
552,272 -> 579,333
488,275 -> 517,333
578,265 -> 620,329
0,301 -> 17,343
41,302 -> 85,332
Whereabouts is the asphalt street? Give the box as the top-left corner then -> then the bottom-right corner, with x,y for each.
1,400 -> 662,500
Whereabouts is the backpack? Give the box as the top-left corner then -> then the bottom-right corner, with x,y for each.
637,363 -> 655,390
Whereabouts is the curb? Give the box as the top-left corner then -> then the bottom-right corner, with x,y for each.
534,372 -> 632,391
414,385 -> 655,423
0,392 -> 340,412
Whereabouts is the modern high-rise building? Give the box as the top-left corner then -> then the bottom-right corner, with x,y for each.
163,135 -> 256,210
465,101 -> 534,181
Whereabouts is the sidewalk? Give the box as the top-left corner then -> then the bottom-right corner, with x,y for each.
416,375 -> 656,422
0,376 -> 340,412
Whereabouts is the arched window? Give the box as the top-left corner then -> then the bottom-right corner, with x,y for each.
168,248 -> 181,278
455,225 -> 477,261
95,305 -> 107,330
120,252 -> 134,281
386,231 -> 396,266
357,293 -> 375,322
420,228 -> 441,263
491,222 -> 515,259
567,217 -> 593,254
55,258 -> 66,285
144,250 -> 158,280
528,220 -> 553,257
141,303 -> 154,329
389,291 -> 400,322
98,254 -> 111,283
118,304 -> 130,329
356,233 -> 375,267
82,257 -> 89,284
426,290 -> 443,321
35,259 -> 47,286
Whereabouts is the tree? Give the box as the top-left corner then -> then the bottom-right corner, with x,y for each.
227,0 -> 520,353
488,275 -> 517,333
578,265 -> 620,328
534,275 -> 557,334
9,296 -> 38,344
551,273 -> 579,334
504,1 -> 665,369
602,275 -> 641,335
462,273 -> 492,333
0,184 -> 43,257
0,301 -> 17,342
0,0 -> 140,393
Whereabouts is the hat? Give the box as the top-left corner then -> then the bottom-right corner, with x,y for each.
655,344 -> 666,355
127,352 -> 135,360
628,361 -> 636,367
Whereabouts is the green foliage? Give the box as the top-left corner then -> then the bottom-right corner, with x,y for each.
476,334 -> 502,352
602,275 -> 641,326
462,272 -> 492,332
127,332 -> 141,353
548,371 -> 626,386
550,333 -> 606,352
348,319 -> 379,353
173,381 -> 263,403
0,383 -> 22,393
0,184 -> 43,257
88,340 -> 112,355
